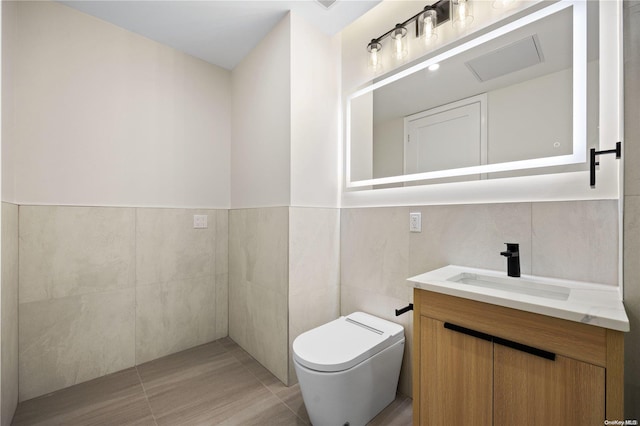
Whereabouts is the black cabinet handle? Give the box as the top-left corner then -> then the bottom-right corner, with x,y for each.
493,337 -> 556,361
443,322 -> 556,361
443,322 -> 492,342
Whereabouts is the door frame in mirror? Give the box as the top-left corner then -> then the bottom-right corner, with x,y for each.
346,0 -> 587,189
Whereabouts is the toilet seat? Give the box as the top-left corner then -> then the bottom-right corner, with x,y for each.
292,312 -> 404,372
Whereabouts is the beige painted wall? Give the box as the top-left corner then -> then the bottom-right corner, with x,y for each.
290,16 -> 341,208
12,1 -> 231,208
2,1 -> 17,203
230,14 -> 291,209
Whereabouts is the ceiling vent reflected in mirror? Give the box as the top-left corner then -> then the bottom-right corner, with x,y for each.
316,0 -> 338,10
465,35 -> 544,82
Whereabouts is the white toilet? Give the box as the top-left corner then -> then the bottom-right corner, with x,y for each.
292,312 -> 405,426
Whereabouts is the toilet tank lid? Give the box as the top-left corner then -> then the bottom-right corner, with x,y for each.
292,312 -> 404,373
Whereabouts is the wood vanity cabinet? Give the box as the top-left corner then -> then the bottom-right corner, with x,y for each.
412,289 -> 624,426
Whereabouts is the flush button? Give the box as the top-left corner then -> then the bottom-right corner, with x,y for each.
193,214 -> 208,229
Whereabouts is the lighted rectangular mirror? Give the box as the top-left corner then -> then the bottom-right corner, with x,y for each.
347,0 -> 598,189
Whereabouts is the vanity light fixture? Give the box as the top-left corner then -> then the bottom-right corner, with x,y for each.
366,0 -> 451,70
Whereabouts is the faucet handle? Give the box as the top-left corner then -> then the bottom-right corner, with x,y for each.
500,243 -> 519,258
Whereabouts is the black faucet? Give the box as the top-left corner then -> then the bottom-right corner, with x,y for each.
500,243 -> 521,277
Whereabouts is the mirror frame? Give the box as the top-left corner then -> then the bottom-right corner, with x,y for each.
346,0 -> 587,189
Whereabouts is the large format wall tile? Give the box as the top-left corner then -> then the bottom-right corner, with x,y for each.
229,208 -> 289,295
229,279 -> 289,384
289,208 -> 340,301
136,208 -> 217,286
18,206 -> 227,401
532,200 -> 619,285
341,207 -> 411,301
136,276 -> 217,364
624,58 -> 640,196
624,195 -> 640,415
339,207 -> 411,397
408,203 -> 533,276
19,206 -> 135,304
135,208 -> 220,364
2,202 -> 19,424
229,207 -> 289,384
19,289 -> 135,401
215,210 -> 229,339
288,207 -> 340,383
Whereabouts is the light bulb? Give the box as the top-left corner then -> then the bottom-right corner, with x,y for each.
369,49 -> 380,70
367,39 -> 382,71
422,9 -> 437,42
492,0 -> 515,8
390,24 -> 408,60
394,37 -> 403,57
424,19 -> 433,36
452,0 -> 474,28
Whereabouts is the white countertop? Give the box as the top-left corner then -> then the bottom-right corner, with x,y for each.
408,265 -> 630,332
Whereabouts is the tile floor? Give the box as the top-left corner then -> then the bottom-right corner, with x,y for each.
12,337 -> 412,425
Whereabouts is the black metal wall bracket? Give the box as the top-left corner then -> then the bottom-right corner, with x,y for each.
590,141 -> 621,187
395,303 -> 413,316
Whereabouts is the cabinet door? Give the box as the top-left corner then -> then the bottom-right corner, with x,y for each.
420,317 -> 493,425
494,343 -> 605,425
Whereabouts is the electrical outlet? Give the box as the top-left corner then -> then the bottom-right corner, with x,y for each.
193,214 -> 208,229
409,212 -> 421,232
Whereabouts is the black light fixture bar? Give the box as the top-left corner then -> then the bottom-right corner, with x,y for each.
369,0 -> 450,47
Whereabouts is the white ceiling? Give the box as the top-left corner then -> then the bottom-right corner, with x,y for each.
60,0 -> 382,70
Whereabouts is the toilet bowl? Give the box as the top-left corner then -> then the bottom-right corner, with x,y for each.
292,312 -> 405,426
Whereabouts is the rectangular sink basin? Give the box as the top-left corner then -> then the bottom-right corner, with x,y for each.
449,272 -> 571,301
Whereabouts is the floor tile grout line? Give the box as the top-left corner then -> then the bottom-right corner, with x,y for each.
221,338 -> 309,424
267,385 -> 309,425
135,366 -> 159,426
